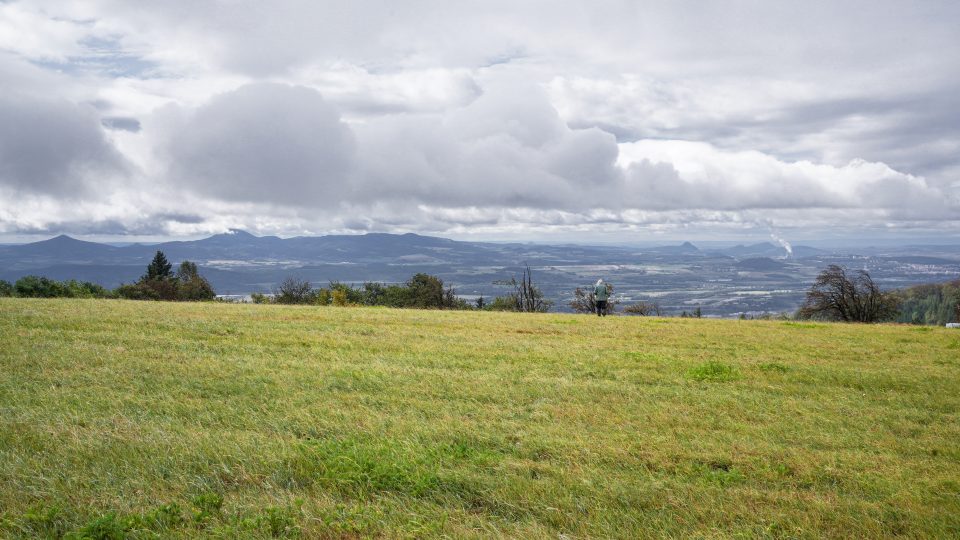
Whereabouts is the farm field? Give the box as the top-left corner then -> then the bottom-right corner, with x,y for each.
1,299 -> 959,538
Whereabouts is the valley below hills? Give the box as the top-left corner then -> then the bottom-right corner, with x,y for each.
2,230 -> 959,316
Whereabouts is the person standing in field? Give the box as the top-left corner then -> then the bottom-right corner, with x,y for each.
594,278 -> 610,317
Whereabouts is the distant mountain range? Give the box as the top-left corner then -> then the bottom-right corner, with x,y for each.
2,231 -> 957,316
0,231 -> 789,294
0,231 -> 816,285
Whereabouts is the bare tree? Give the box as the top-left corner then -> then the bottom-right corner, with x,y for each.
495,265 -> 553,312
798,265 -> 898,322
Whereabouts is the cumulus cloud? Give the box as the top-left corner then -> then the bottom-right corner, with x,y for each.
0,93 -> 129,197
1,0 -> 959,241
353,85 -> 621,209
618,140 -> 954,218
163,83 -> 356,206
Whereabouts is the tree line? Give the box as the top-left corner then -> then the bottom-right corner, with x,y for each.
0,251 -> 215,301
2,252 -> 957,324
258,266 -> 554,312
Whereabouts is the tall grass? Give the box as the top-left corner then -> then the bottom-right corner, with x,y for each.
1,299 -> 959,538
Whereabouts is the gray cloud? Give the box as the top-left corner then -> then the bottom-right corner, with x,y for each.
353,85 -> 622,209
164,83 -> 356,206
0,94 -> 128,196
101,116 -> 141,132
1,1 -> 959,241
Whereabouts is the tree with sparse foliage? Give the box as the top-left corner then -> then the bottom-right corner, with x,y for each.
622,301 -> 662,316
569,286 -> 595,314
798,265 -> 898,322
570,284 -> 619,315
492,265 -> 552,313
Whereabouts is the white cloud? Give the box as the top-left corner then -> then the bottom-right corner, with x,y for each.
618,140 -> 954,217
0,2 -> 90,61
1,0 -> 959,241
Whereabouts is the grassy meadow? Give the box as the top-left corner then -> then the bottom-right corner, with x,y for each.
1,298 -> 959,538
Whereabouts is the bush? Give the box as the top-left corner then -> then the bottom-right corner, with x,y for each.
274,277 -> 314,304
176,261 -> 216,301
315,288 -> 331,306
623,301 -> 661,316
0,279 -> 12,297
329,281 -> 365,305
326,276 -> 468,310
116,278 -> 178,301
115,282 -> 160,300
331,288 -> 349,307
487,295 -> 520,311
65,280 -> 112,298
251,292 -> 271,304
115,254 -> 215,302
14,275 -> 67,298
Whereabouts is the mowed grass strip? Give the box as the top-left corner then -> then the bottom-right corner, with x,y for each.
1,298 -> 959,538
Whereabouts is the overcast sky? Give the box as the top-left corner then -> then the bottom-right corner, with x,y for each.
1,0 -> 959,244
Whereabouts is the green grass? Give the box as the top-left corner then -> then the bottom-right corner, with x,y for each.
1,299 -> 959,538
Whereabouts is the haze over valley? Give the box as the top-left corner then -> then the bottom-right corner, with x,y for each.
3,231 -> 958,316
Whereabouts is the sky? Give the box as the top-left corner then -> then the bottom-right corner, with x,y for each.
1,0 -> 959,245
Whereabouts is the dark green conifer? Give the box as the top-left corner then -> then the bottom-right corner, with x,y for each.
145,250 -> 173,280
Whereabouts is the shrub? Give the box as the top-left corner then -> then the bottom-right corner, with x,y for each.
623,301 -> 661,316
175,261 -> 215,301
0,279 -> 12,297
274,277 -> 314,304
14,275 -> 67,298
251,292 -> 271,304
487,295 -> 520,311
115,281 -> 161,300
329,281 -> 365,304
64,280 -> 112,298
315,288 -> 331,306
115,255 -> 214,301
331,289 -> 349,307
116,277 -> 178,301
